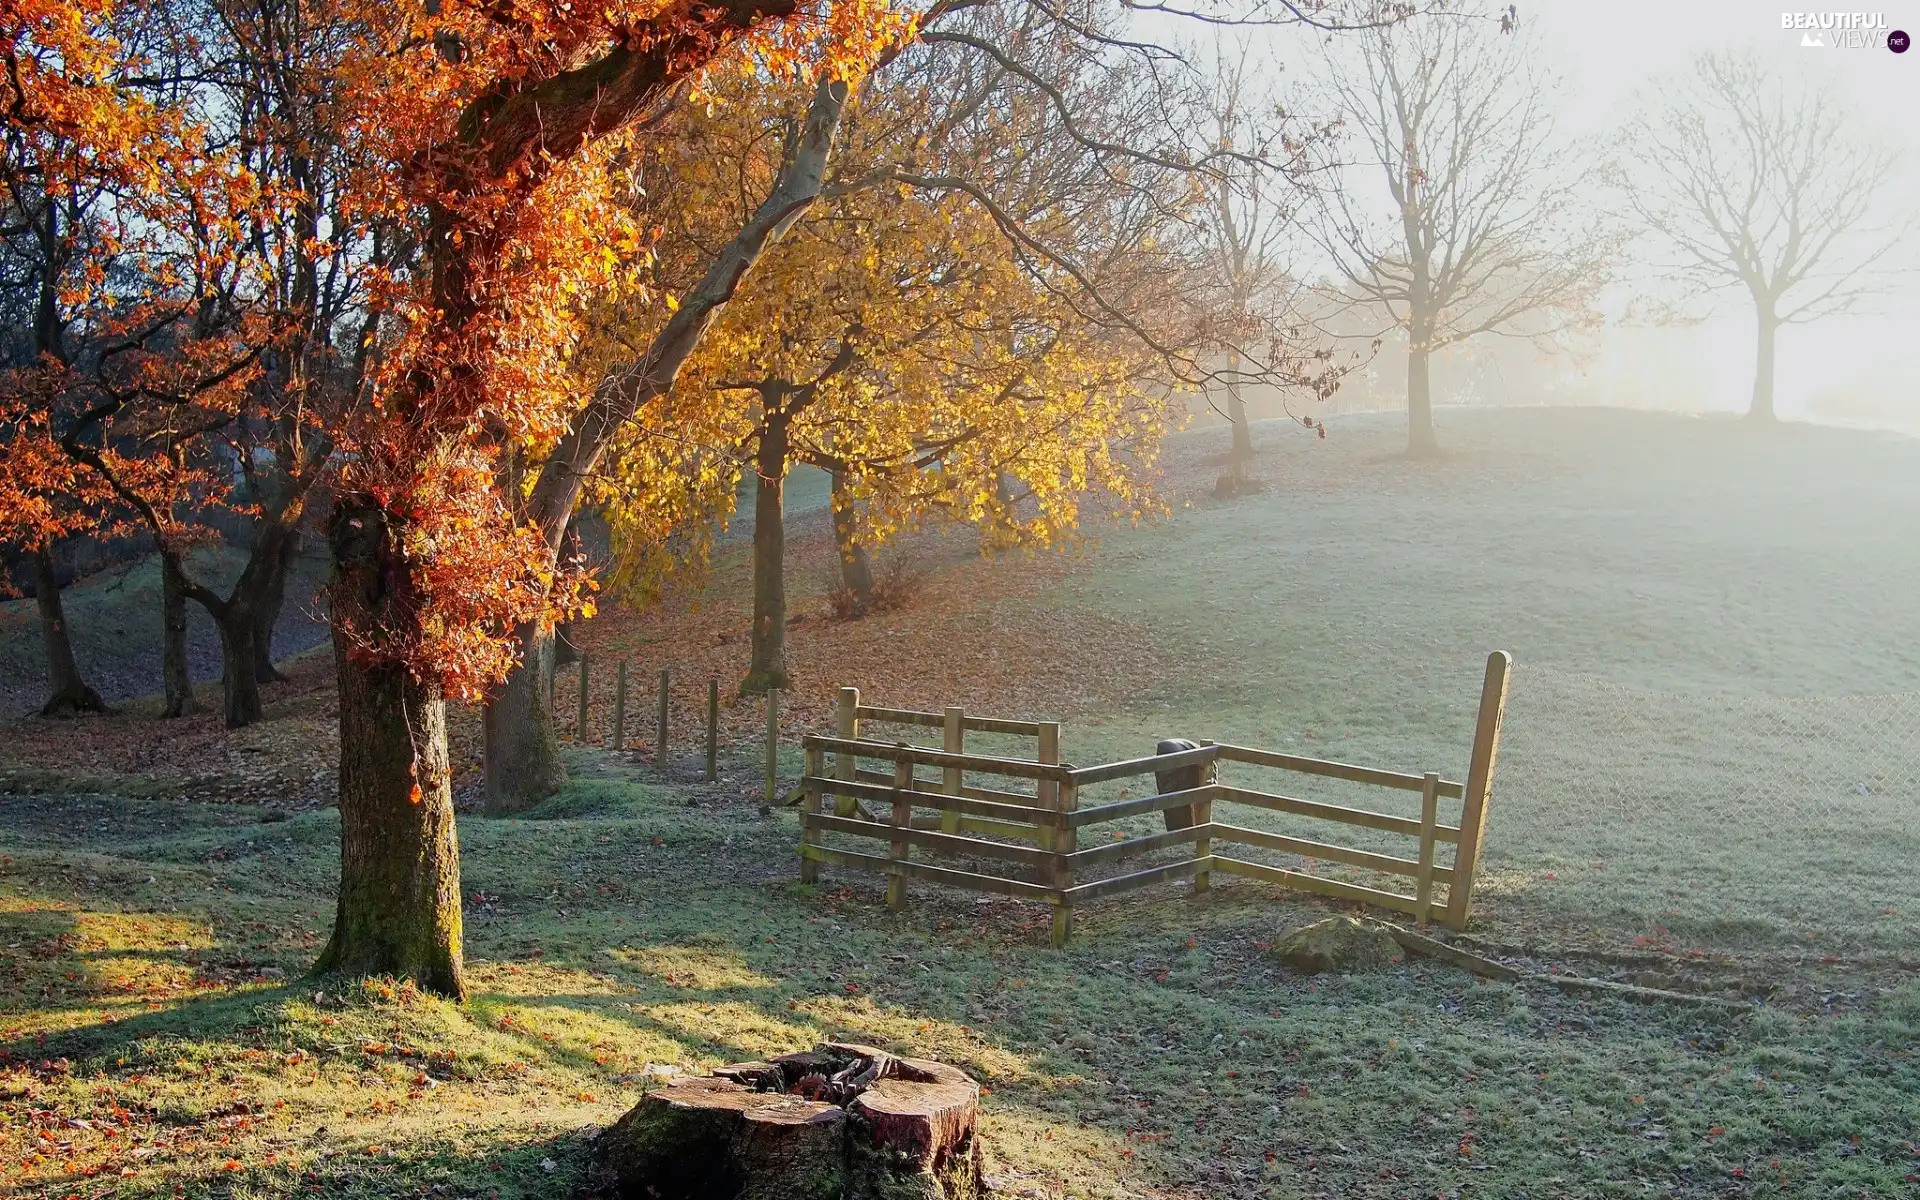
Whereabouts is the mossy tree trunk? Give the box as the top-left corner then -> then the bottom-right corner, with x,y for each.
314,499 -> 466,1000
829,468 -> 873,616
483,622 -> 568,814
32,546 -> 105,716
160,550 -> 195,717
251,526 -> 300,683
742,406 -> 792,696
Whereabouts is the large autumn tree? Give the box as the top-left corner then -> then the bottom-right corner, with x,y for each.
482,0 -> 1349,809
573,56 -> 1195,697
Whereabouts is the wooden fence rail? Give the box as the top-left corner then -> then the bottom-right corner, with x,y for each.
797,651 -> 1511,944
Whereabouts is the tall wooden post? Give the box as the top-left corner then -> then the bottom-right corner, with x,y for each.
705,677 -> 720,782
576,652 -> 591,744
887,756 -> 912,910
941,707 -> 964,834
1192,739 -> 1215,893
1035,723 -> 1060,852
800,742 -> 824,883
763,689 -> 780,807
1051,775 -> 1077,949
833,686 -> 860,817
1446,650 -> 1512,931
611,662 -> 628,751
1416,771 -> 1440,928
656,669 -> 670,766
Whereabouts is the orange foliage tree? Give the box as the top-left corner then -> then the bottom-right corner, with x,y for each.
296,0 -> 911,996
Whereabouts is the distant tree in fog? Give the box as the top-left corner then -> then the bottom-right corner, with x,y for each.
1191,40 -> 1322,485
1614,51 -> 1909,423
1311,10 -> 1612,456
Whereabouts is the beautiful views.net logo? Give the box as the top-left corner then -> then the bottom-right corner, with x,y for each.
1780,12 -> 1907,49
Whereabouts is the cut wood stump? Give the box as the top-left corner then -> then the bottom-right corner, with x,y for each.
595,1043 -> 984,1200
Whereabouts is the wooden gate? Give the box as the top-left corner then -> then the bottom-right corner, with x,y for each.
797,652 -> 1511,943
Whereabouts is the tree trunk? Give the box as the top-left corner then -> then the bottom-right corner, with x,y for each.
741,418 -> 791,695
215,603 -> 264,729
483,622 -> 569,814
1405,336 -> 1440,457
32,547 -> 105,716
829,469 -> 872,617
1226,348 -> 1252,477
1749,309 -> 1778,423
314,499 -> 466,1000
160,551 -> 194,718
251,527 -> 300,683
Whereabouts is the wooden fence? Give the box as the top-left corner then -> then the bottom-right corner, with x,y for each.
797,651 -> 1511,943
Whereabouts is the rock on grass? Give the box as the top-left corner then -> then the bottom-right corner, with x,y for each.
1271,916 -> 1405,974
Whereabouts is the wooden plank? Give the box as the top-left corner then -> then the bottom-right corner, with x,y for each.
1386,925 -> 1522,982
1211,856 -> 1444,922
1047,736 -> 1072,948
803,735 -> 1072,782
612,661 -> 628,751
1067,823 -> 1215,869
1192,741 -> 1214,894
887,758 -> 912,910
834,688 -> 860,818
804,776 -> 1054,826
656,668 -> 670,764
799,745 -> 825,884
852,706 -> 1046,737
1415,772 -> 1440,929
1065,784 -> 1223,828
1068,743 -> 1221,786
1447,651 -> 1512,932
854,767 -> 1039,806
1215,743 -> 1465,799
1215,785 -> 1462,843
809,813 -> 1055,868
799,844 -> 1059,901
1064,856 -> 1212,902
941,707 -> 963,835
962,715 -> 1046,736
705,677 -> 719,782
855,705 -> 944,728
1208,823 -> 1453,882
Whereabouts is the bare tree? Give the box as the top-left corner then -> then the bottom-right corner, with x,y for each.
1613,51 -> 1910,422
1192,39 -> 1326,487
1312,10 -> 1611,455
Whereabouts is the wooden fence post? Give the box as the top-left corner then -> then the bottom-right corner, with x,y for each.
576,652 -> 591,743
705,677 -> 719,782
656,669 -> 671,766
1035,723 -> 1060,854
887,755 -> 913,910
1192,740 -> 1215,893
941,707 -> 964,834
611,662 -> 628,751
1446,650 -> 1512,931
1416,771 -> 1440,928
800,742 -> 823,883
1052,775 -> 1077,948
764,689 -> 780,808
833,686 -> 859,817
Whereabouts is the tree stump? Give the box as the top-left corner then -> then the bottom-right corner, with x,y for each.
595,1043 -> 984,1200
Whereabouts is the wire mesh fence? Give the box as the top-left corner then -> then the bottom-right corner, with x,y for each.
1490,666 -> 1920,943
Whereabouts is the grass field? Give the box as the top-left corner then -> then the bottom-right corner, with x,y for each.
4,407 -> 1919,1198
